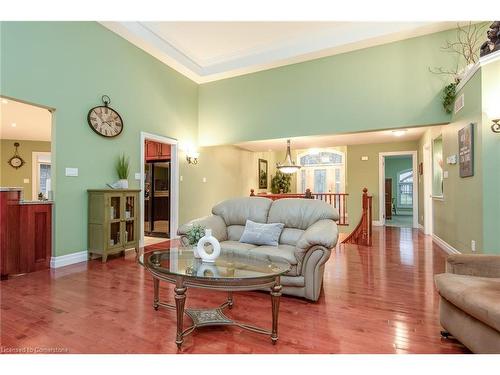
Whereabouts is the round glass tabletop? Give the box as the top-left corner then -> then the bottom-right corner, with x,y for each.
139,247 -> 291,281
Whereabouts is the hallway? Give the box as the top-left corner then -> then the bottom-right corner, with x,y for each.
0,227 -> 468,353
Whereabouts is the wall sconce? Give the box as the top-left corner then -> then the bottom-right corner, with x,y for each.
186,151 -> 199,165
491,119 -> 500,133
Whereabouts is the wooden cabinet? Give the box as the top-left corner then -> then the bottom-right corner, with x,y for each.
20,203 -> 52,273
88,189 -> 140,262
1,189 -> 52,279
145,140 -> 171,161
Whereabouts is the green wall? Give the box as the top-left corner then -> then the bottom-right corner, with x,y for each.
417,70 -> 484,253
1,22 -> 199,256
480,59 -> 500,253
346,141 -> 418,231
198,28 -> 460,146
0,139 -> 51,199
384,156 -> 413,210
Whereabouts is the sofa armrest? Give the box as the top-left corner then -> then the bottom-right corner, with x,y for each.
446,254 -> 500,278
295,219 -> 338,261
177,215 -> 228,242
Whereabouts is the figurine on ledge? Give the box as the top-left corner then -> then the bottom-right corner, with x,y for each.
480,21 -> 500,57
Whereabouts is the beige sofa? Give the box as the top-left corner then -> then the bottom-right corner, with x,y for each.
434,254 -> 500,353
178,197 -> 339,301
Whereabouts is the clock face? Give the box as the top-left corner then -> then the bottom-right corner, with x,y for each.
87,106 -> 123,138
9,156 -> 24,169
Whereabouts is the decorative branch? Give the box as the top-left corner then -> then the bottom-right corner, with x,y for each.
429,22 -> 487,83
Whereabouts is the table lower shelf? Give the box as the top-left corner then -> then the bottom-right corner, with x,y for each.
154,294 -> 274,347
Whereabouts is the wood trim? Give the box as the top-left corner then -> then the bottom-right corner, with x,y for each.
432,234 -> 461,255
378,151 -> 418,228
50,250 -> 88,268
140,132 -> 179,247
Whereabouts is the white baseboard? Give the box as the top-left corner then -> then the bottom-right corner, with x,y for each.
432,234 -> 461,255
50,250 -> 88,268
372,220 -> 383,226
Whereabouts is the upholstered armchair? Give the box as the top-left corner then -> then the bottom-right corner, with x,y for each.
434,254 -> 500,353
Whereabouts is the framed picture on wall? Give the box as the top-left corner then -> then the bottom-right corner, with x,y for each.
459,123 -> 474,178
258,159 -> 268,189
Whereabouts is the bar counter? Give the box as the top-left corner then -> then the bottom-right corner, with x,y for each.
0,188 -> 53,279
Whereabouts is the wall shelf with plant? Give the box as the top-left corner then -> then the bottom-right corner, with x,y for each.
429,22 -> 487,113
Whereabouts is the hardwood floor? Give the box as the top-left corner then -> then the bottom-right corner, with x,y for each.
0,227 -> 469,354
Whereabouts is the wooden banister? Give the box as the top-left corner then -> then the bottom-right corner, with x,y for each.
342,188 -> 372,246
249,189 -> 349,226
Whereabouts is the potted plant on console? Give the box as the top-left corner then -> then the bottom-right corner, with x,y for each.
116,154 -> 129,189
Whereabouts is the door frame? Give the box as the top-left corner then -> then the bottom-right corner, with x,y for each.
1,95 -> 56,262
139,132 -> 179,247
422,143 -> 433,235
378,151 -> 418,228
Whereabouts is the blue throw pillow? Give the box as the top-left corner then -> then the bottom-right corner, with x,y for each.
239,220 -> 285,247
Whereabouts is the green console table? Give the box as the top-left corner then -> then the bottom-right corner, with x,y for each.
87,189 -> 140,262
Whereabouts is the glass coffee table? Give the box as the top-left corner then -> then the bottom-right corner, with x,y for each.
139,247 -> 291,348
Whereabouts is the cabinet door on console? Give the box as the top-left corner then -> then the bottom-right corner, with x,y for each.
19,204 -> 52,273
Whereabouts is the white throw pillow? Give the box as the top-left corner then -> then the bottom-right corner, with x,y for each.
239,220 -> 285,247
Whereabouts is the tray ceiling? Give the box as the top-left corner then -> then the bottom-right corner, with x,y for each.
101,21 -> 456,83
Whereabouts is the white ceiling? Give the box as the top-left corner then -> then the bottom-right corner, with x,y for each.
0,98 -> 52,141
101,21 -> 456,83
235,126 -> 432,152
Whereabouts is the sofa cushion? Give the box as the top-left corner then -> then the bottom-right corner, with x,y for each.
220,242 -> 298,276
435,273 -> 500,332
279,228 -> 304,246
213,197 -> 272,226
267,198 -> 339,230
240,220 -> 284,246
220,240 -> 257,256
227,225 -> 245,241
249,244 -> 297,265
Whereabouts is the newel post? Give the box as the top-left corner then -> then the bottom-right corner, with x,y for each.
305,188 -> 313,199
361,188 -> 368,244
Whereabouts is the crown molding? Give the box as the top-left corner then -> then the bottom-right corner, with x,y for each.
456,49 -> 500,92
101,21 -> 457,84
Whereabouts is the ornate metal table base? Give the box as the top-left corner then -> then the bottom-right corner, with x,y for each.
152,277 -> 282,348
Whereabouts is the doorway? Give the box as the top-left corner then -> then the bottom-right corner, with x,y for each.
296,149 -> 345,193
379,151 -> 418,228
139,132 -> 179,247
1,95 -> 56,264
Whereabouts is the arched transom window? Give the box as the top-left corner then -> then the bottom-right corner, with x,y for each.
297,150 -> 345,194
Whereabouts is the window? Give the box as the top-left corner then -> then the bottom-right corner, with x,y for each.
39,163 -> 51,198
32,152 -> 51,200
398,169 -> 413,207
297,150 -> 345,193
432,136 -> 444,197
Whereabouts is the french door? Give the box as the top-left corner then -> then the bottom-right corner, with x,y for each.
299,166 -> 344,193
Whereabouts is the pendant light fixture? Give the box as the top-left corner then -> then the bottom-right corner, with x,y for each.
276,139 -> 301,174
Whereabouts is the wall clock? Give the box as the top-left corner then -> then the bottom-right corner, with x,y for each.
8,142 -> 25,169
87,95 -> 124,138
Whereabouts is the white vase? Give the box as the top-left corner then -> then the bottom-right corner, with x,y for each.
192,245 -> 201,259
118,179 -> 129,189
196,229 -> 221,263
